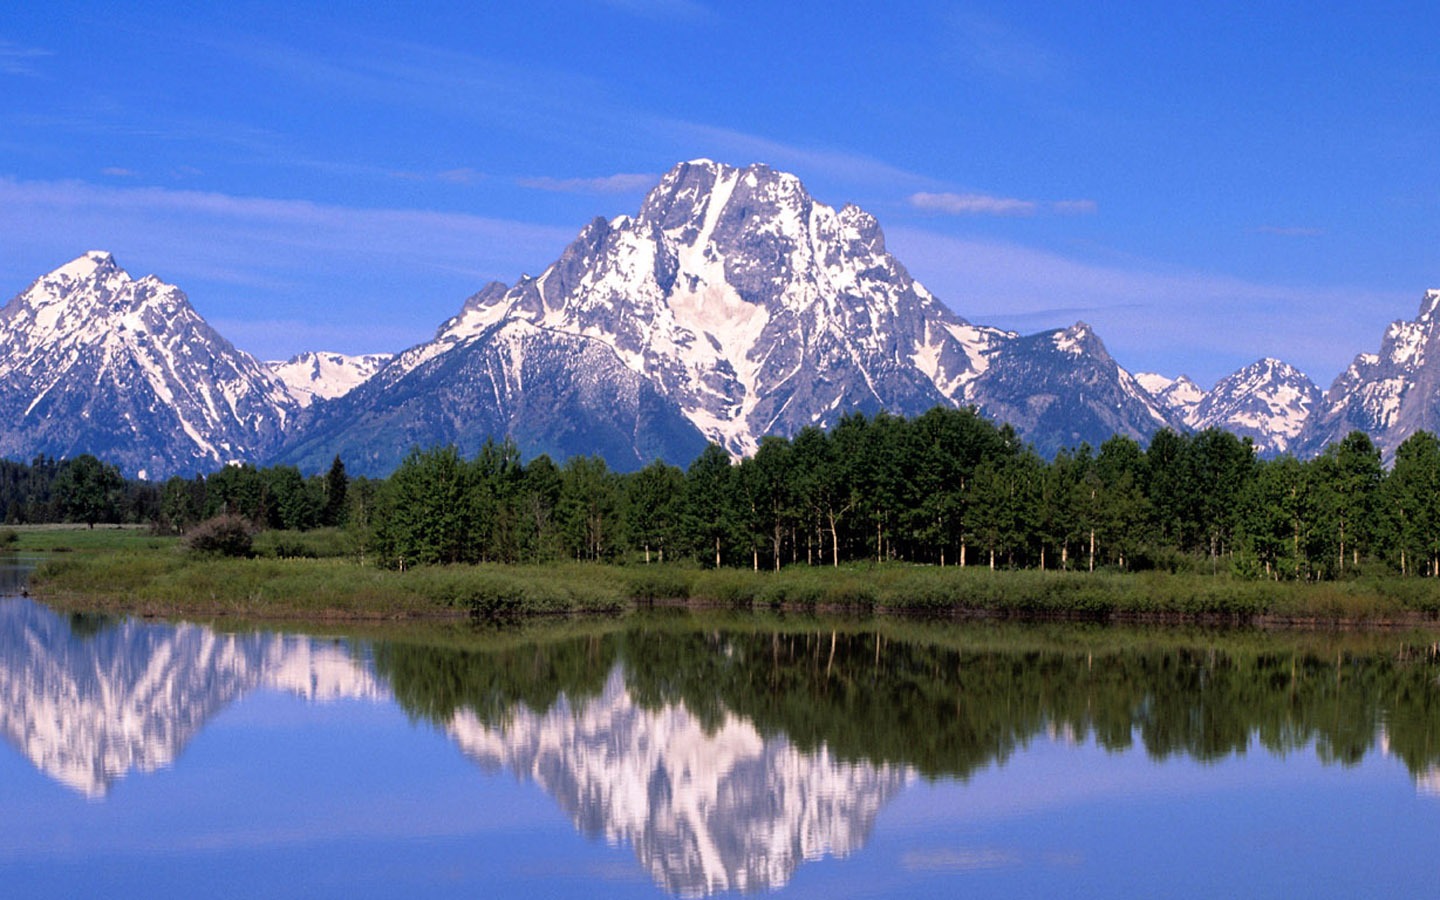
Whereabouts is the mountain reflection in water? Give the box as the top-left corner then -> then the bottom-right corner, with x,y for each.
3,597 -> 1440,896
0,599 -> 382,796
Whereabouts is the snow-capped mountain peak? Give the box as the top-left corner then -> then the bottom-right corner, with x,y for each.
0,252 -> 297,476
1297,289 -> 1440,459
1191,358 -> 1320,454
279,161 -> 1183,474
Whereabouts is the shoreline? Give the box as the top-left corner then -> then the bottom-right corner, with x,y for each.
12,529 -> 1440,633
25,569 -> 1440,634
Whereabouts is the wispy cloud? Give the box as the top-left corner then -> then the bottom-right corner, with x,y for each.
1256,225 -> 1325,237
0,38 -> 50,76
101,167 -> 138,178
911,191 -> 1038,216
902,848 -> 1023,872
909,192 -> 1096,217
517,172 -> 659,194
436,167 -> 486,185
947,13 -> 1061,84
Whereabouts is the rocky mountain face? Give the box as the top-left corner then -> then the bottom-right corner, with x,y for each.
267,351 -> 391,408
967,322 -> 1178,455
0,252 -> 296,477
1296,290 -> 1440,460
282,160 -> 1175,474
1142,360 -> 1322,456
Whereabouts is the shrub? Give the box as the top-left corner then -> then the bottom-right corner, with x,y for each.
0,528 -> 17,548
626,567 -> 693,602
185,514 -> 254,557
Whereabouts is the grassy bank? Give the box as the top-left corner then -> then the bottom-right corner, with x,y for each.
15,528 -> 1440,626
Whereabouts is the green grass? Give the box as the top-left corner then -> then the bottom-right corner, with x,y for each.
24,545 -> 1440,626
4,523 -> 172,553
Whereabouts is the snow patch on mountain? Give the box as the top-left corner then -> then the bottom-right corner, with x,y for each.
1136,372 -> 1206,425
267,351 -> 393,407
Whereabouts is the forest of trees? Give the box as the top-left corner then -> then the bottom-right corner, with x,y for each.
10,405 -> 1440,581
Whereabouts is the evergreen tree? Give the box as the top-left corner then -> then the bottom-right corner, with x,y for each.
322,455 -> 349,528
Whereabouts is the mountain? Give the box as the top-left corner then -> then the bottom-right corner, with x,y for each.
280,304 -> 712,475
267,351 -> 391,408
284,161 -> 1172,473
0,252 -> 296,477
1296,290 -> 1440,460
1188,358 -> 1320,455
968,323 -> 1179,455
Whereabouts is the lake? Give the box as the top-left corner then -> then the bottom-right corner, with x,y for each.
2,565 -> 1440,897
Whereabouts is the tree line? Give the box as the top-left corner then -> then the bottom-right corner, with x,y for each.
8,404 -> 1440,580
330,406 -> 1440,581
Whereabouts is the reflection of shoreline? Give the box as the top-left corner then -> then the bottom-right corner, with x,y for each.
449,668 -> 911,897
0,600 -> 382,797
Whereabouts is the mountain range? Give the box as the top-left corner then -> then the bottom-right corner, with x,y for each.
0,160 -> 1435,476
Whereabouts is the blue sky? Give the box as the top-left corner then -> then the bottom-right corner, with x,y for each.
2,1 -> 1437,387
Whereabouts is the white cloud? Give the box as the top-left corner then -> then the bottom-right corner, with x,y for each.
517,173 -> 659,194
910,191 -> 1038,216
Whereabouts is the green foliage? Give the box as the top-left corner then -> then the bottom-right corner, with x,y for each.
12,409 -> 1440,584
53,454 -> 125,528
252,527 -> 352,559
322,455 -> 349,528
0,528 -> 17,548
184,514 -> 254,557
374,446 -> 478,566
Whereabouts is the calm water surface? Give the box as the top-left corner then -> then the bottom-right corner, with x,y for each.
2,574 -> 1439,897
